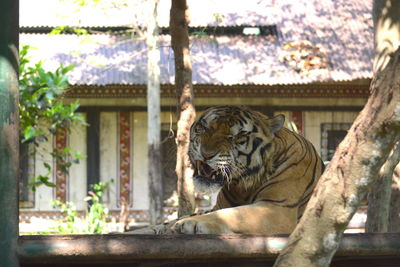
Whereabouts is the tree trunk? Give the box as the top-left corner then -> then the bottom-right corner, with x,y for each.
273,47 -> 400,266
389,163 -> 400,231
366,142 -> 400,232
147,0 -> 163,225
170,0 -> 196,217
365,0 -> 400,233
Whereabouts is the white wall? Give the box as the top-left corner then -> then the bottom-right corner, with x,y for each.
31,119 -> 88,211
100,112 -> 118,210
132,112 -> 149,210
69,116 -> 88,210
34,131 -> 55,211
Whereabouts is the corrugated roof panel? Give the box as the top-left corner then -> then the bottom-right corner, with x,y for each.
20,0 -> 282,28
20,31 -> 373,86
19,0 -> 374,86
19,0 -> 374,48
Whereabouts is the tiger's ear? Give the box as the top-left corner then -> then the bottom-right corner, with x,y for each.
268,114 -> 285,134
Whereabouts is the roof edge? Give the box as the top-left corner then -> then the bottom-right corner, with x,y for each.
66,82 -> 371,99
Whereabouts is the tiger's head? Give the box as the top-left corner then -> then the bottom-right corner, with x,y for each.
189,106 -> 285,193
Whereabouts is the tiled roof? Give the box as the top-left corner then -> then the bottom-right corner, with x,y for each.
19,0 -> 373,86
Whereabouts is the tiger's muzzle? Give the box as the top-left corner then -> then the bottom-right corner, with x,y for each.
194,160 -> 225,186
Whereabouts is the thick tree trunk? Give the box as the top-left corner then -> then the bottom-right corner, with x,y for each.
170,0 -> 196,217
389,163 -> 400,231
365,0 -> 400,233
273,47 -> 400,266
366,142 -> 400,232
147,0 -> 163,225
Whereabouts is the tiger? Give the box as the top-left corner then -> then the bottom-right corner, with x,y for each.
132,105 -> 324,234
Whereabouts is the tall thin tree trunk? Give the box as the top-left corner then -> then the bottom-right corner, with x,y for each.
274,46 -> 400,266
147,0 -> 163,225
365,0 -> 400,233
170,0 -> 196,217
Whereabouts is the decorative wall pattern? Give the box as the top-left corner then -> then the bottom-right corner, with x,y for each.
67,84 -> 370,99
118,112 -> 132,207
291,111 -> 303,135
54,127 -> 69,202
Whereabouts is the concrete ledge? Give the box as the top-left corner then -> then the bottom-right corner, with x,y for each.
18,233 -> 400,266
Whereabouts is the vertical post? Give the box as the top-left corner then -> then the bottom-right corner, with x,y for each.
147,0 -> 163,225
0,0 -> 19,265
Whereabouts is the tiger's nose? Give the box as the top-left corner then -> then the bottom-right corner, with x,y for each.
202,152 -> 217,159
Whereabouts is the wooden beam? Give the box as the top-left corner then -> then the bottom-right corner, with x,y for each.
18,233 -> 400,266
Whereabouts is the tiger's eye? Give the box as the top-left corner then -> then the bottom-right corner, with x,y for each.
227,135 -> 234,141
238,130 -> 249,136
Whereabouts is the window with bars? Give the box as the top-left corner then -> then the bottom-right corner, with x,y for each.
321,123 -> 351,162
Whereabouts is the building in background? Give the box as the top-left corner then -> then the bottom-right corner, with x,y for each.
19,0 -> 372,232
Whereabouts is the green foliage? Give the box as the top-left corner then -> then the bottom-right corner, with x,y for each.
191,13 -> 223,47
19,45 -> 84,143
50,26 -> 88,36
51,181 -> 112,234
84,181 -> 112,234
191,27 -> 219,49
70,0 -> 101,7
50,200 -> 80,234
28,162 -> 55,192
19,45 -> 86,190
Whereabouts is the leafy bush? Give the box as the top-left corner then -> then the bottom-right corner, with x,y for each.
19,45 -> 86,191
51,181 -> 112,234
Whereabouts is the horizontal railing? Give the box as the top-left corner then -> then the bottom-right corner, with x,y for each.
18,233 -> 400,266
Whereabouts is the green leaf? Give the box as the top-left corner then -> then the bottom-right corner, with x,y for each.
63,64 -> 75,73
23,126 -> 40,142
43,162 -> 52,172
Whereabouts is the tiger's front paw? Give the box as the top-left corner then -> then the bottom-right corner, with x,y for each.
125,221 -> 176,235
173,218 -> 233,234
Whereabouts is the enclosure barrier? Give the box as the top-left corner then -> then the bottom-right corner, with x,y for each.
0,0 -> 19,266
18,233 -> 400,266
